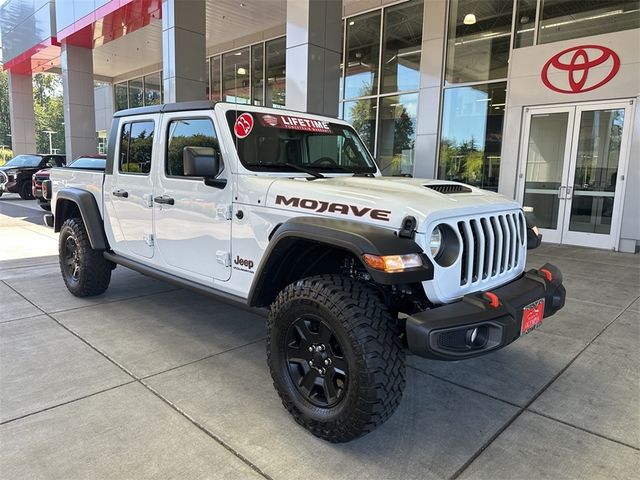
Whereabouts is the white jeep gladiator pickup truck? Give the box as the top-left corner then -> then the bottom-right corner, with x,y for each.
45,101 -> 565,442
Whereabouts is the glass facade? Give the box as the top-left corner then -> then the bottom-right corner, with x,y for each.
445,0 -> 513,84
341,0 -> 424,175
210,37 -> 286,108
210,55 -> 222,101
223,47 -> 251,104
515,0 -> 640,48
114,72 -> 163,111
438,83 -> 506,191
266,37 -> 286,108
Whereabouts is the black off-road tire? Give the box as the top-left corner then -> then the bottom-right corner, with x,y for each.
59,217 -> 113,297
19,181 -> 33,200
267,274 -> 406,443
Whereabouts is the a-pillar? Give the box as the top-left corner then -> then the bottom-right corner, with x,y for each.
61,43 -> 97,159
7,72 -> 37,155
162,0 -> 207,103
285,0 -> 342,117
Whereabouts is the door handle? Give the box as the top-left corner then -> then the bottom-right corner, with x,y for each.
154,195 -> 175,205
566,186 -> 573,199
558,186 -> 566,199
112,190 -> 128,198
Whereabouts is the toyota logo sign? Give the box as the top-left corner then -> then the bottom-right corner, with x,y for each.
541,45 -> 620,94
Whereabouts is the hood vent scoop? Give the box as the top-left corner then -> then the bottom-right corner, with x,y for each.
425,184 -> 472,194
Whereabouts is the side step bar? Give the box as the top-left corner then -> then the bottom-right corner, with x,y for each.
103,252 -> 266,317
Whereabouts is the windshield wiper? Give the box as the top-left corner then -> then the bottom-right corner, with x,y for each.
250,163 -> 325,178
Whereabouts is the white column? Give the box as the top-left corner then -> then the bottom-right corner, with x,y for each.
413,0 -> 447,179
8,72 -> 37,155
61,43 -> 97,159
162,0 -> 207,103
285,0 -> 342,117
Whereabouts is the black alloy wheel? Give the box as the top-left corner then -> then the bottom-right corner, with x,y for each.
285,314 -> 348,408
62,235 -> 81,282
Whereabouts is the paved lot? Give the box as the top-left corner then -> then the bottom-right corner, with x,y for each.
1,192 -> 639,479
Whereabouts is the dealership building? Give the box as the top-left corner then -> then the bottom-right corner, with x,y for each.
1,0 -> 639,252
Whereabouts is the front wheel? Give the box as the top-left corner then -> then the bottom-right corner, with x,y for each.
267,274 -> 405,443
59,217 -> 113,297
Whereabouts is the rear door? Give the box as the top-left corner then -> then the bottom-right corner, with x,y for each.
153,112 -> 232,281
108,117 -> 157,259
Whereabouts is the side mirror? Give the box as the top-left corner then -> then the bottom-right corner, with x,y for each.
183,146 -> 220,177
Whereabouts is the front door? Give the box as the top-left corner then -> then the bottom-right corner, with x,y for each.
518,100 -> 634,249
152,113 -> 232,282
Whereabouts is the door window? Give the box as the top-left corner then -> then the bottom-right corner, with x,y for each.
568,109 -> 625,235
119,121 -> 155,174
166,118 -> 220,177
523,112 -> 570,229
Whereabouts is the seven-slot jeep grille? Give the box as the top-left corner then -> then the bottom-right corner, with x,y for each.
457,211 -> 526,287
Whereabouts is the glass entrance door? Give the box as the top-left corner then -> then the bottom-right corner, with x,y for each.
519,101 -> 633,249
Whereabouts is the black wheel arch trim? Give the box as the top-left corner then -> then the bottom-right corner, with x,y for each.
248,216 -> 433,307
54,188 -> 109,250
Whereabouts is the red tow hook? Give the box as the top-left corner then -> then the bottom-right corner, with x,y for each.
539,268 -> 553,282
483,292 -> 501,309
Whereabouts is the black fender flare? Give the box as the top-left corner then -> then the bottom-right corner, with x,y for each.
247,216 -> 433,307
54,188 -> 109,250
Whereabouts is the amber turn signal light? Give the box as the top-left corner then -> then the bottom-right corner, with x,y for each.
362,253 -> 423,273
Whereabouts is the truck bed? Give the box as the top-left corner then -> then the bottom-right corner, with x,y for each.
50,168 -> 105,217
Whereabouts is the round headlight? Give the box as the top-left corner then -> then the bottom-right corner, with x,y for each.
430,226 -> 443,258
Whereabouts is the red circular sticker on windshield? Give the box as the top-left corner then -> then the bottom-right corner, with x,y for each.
234,113 -> 254,138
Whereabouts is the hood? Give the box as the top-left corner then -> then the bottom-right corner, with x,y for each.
265,176 -> 521,232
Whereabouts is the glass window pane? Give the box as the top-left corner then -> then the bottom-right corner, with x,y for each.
266,38 -> 286,108
166,118 -> 219,177
144,72 -> 162,106
223,48 -> 250,104
514,0 -> 536,48
252,44 -> 264,106
523,112 -> 569,229
128,77 -> 144,108
119,121 -> 154,174
115,83 -> 128,110
445,0 -> 513,83
343,98 -> 377,155
205,59 -> 210,100
438,82 -> 506,191
539,1 -> 640,45
345,11 -> 381,99
210,56 -> 221,101
568,108 -> 625,234
376,93 -> 418,176
381,0 -> 423,94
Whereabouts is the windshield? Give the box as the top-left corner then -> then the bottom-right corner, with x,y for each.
69,157 -> 106,170
226,111 -> 377,174
4,155 -> 43,168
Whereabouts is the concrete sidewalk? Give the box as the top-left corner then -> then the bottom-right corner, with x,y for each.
1,194 -> 639,479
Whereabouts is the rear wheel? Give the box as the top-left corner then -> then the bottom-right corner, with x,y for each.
59,217 -> 113,297
267,274 -> 405,443
19,182 -> 33,200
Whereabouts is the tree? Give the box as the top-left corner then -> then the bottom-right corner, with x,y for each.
348,84 -> 375,152
33,73 -> 65,154
0,67 -> 11,150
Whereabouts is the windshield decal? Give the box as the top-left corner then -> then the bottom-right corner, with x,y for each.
234,113 -> 254,138
275,195 -> 391,222
259,114 -> 332,134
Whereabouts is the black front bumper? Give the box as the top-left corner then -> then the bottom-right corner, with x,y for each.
406,263 -> 566,360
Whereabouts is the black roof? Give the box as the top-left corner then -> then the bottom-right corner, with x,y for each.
113,101 -> 218,118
